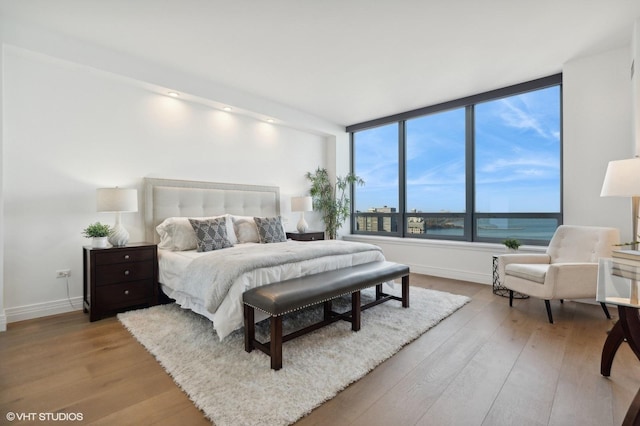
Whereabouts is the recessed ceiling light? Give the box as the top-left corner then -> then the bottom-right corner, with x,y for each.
266,118 -> 275,123
223,106 -> 232,111
167,91 -> 180,97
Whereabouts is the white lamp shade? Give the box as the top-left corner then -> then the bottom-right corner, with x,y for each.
291,196 -> 313,212
601,158 -> 640,197
96,188 -> 138,212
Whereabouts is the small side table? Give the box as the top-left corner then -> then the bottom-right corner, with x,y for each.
286,231 -> 324,241
597,258 -> 640,426
83,242 -> 158,321
492,255 -> 529,299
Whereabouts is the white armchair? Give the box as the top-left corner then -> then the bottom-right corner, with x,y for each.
498,225 -> 620,323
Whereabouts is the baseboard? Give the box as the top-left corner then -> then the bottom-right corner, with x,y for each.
0,311 -> 6,331
4,297 -> 83,324
407,263 -> 492,285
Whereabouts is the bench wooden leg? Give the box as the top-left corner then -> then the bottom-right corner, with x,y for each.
270,316 -> 283,370
376,283 -> 383,300
324,300 -> 332,321
352,290 -> 361,331
402,275 -> 410,308
244,304 -> 255,353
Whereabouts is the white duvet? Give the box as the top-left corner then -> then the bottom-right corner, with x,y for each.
158,240 -> 386,340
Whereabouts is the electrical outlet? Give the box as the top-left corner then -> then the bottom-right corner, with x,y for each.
56,269 -> 71,278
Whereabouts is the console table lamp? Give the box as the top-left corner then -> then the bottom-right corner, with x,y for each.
291,196 -> 313,233
96,187 -> 138,247
601,157 -> 640,250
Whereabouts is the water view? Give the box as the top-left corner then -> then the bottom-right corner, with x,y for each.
356,212 -> 557,242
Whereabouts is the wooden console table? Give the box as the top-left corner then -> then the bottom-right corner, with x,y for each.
597,258 -> 640,425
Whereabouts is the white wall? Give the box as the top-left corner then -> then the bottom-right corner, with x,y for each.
563,46 -> 634,238
1,47 -> 333,323
0,35 -> 6,331
633,19 -> 640,154
346,44 -> 634,284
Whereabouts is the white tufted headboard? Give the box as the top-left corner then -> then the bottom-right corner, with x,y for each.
144,178 -> 280,244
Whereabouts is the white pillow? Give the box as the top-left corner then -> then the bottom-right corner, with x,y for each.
231,215 -> 260,243
156,214 -> 237,250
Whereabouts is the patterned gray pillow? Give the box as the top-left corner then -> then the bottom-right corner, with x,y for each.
254,216 -> 287,243
188,217 -> 234,252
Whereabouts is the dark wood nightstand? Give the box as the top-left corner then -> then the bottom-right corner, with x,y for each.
83,242 -> 158,321
286,231 -> 325,241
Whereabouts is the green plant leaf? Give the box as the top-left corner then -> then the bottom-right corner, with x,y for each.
82,222 -> 111,238
306,167 -> 364,239
502,238 -> 521,250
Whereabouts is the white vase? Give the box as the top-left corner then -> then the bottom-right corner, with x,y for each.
92,236 -> 108,248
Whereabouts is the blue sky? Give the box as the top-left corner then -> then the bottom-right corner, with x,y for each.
354,86 -> 561,213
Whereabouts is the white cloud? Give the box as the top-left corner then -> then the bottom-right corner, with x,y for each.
497,98 -> 557,141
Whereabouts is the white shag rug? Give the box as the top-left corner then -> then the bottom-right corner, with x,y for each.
118,286 -> 469,426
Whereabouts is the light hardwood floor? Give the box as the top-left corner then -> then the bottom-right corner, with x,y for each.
1,274 -> 640,425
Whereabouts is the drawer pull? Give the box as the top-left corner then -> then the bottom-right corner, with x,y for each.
124,290 -> 130,295
124,254 -> 130,260
124,270 -> 130,276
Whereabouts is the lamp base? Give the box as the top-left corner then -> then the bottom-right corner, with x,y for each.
633,196 -> 639,251
108,223 -> 129,247
296,214 -> 309,233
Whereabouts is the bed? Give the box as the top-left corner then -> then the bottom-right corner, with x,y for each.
143,178 -> 387,340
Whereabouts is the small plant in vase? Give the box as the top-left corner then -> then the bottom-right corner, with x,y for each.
82,222 -> 111,248
503,238 -> 521,252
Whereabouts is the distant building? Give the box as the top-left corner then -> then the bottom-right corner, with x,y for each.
356,207 -> 461,235
407,215 -> 424,234
357,206 -> 398,232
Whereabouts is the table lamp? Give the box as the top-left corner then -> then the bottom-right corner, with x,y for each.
97,187 -> 138,247
601,157 -> 640,250
291,196 -> 313,233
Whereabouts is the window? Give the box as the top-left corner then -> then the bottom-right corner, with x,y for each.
349,75 -> 562,245
353,123 -> 400,235
406,108 -> 466,238
474,86 -> 561,242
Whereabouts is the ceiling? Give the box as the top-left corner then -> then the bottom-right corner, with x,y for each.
1,0 -> 639,127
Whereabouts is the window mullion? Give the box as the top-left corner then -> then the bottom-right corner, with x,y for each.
399,120 -> 406,237
466,105 -> 474,242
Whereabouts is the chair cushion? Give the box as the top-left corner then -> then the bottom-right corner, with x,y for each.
505,264 -> 549,284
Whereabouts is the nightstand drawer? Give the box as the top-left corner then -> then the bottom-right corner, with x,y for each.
95,260 -> 154,286
95,280 -> 153,309
94,248 -> 155,265
286,231 -> 325,241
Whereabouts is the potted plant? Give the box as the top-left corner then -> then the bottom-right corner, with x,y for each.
305,167 -> 364,239
503,238 -> 521,252
82,222 -> 111,248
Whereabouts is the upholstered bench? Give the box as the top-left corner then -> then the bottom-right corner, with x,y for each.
242,261 -> 410,370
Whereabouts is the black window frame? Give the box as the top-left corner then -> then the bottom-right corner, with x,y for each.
348,74 -> 563,245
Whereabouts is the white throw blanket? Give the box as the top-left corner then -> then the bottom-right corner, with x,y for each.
180,240 -> 384,313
